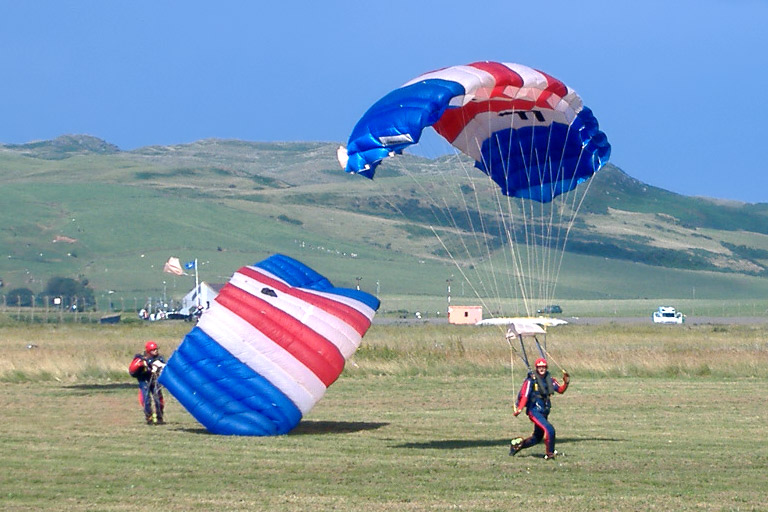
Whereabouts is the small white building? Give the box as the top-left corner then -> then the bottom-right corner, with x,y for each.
180,282 -> 225,315
448,305 -> 483,325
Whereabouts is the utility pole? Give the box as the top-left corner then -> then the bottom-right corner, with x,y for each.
446,278 -> 453,320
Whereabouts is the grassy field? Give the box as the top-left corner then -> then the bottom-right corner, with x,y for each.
1,321 -> 767,511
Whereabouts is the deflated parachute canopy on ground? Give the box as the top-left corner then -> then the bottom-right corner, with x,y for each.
158,254 -> 380,435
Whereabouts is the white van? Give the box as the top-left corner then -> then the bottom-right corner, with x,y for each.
652,306 -> 685,324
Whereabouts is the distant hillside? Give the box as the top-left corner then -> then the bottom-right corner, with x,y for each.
1,134 -> 120,160
2,135 -> 768,307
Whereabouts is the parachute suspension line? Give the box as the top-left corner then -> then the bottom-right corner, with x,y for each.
365,170 -> 494,306
494,116 -> 530,316
481,130 -> 519,316
480,127 -> 529,317
504,334 -> 517,378
541,123 -> 565,307
436,193 -> 499,307
543,121 -> 565,307
379,141 -> 505,319
462,107 -> 510,316
445,145 -> 509,314
496,181 -> 528,317
515,135 -> 536,316
550,138 -> 598,302
534,146 -> 551,307
364,165 -> 497,321
430,138 -> 508,314
525,117 -> 545,313
524,117 -> 545,307
501,172 -> 532,316
448,117 -> 514,317
543,347 -> 567,374
544,122 -> 577,305
550,119 -> 597,301
443,104 -> 515,316
491,109 -> 522,315
465,181 -> 507,316
414,127 -> 510,316
542,119 -> 571,308
429,225 -> 501,323
472,118 -> 532,317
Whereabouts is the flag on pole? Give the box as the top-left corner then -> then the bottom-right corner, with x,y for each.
184,260 -> 197,270
163,257 -> 185,276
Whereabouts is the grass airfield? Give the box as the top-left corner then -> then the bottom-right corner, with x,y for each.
1,320 -> 767,511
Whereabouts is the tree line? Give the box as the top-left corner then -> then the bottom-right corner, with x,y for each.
1,276 -> 95,308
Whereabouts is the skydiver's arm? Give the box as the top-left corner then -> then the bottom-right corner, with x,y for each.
553,374 -> 569,393
515,379 -> 531,411
129,356 -> 147,375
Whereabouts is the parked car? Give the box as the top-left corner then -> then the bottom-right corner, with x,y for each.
652,306 -> 685,324
537,305 -> 562,315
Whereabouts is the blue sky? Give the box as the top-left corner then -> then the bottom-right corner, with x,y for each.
2,1 -> 766,203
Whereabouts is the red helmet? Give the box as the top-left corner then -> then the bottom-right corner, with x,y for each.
534,358 -> 548,368
145,341 -> 158,352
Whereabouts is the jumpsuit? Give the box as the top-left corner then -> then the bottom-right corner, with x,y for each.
129,353 -> 166,424
514,370 -> 568,456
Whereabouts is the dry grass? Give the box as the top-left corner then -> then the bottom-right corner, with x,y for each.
352,322 -> 768,379
0,321 -> 188,382
2,321 -> 767,383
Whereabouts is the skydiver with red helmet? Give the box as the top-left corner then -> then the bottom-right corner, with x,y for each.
129,341 -> 166,425
509,357 -> 569,459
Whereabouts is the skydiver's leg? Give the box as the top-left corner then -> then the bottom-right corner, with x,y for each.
138,380 -> 153,423
521,412 -> 545,449
154,387 -> 165,423
528,410 -> 556,455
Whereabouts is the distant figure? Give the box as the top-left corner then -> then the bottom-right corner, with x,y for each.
129,341 -> 166,425
509,358 -> 569,459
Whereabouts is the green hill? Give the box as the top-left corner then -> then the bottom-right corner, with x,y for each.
2,135 -> 768,314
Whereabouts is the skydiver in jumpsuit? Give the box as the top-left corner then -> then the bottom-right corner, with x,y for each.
129,341 -> 166,425
509,357 -> 569,459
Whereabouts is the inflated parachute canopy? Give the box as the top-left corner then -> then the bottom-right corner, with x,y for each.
338,61 -> 611,203
158,254 -> 380,436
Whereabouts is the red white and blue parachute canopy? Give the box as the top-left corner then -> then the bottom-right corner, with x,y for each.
338,61 -> 611,203
158,254 -> 379,436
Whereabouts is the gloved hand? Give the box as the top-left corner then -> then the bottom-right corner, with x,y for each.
151,360 -> 166,374
562,371 -> 570,384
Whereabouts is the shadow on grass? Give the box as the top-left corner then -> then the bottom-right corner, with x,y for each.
64,382 -> 136,394
394,436 -> 622,450
291,420 -> 389,435
173,420 -> 390,436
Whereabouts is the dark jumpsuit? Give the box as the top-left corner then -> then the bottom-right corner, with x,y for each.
129,353 -> 166,423
514,370 -> 568,455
